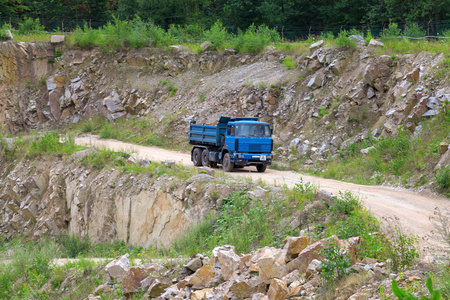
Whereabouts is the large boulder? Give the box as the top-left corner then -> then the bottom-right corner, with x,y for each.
210,245 -> 241,280
121,266 -> 149,296
283,236 -> 314,261
105,254 -> 130,283
267,278 -> 289,300
187,265 -> 215,289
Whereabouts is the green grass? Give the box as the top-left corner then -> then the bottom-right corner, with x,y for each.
173,182 -> 318,256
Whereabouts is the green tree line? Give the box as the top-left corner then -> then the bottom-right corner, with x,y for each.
1,0 -> 449,31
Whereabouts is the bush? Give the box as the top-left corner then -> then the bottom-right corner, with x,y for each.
282,56 -> 296,69
332,191 -> 362,215
18,17 -> 44,34
0,24 -> 11,41
386,225 -> 419,271
57,234 -> 91,258
381,23 -> 402,39
233,24 -> 281,53
320,242 -> 352,282
404,23 -> 426,38
335,30 -> 356,48
203,20 -> 231,51
435,166 -> 450,191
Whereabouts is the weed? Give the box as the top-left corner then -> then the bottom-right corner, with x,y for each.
161,80 -> 178,97
392,277 -> 441,300
282,56 -> 296,69
381,23 -> 402,39
320,242 -> 353,282
198,92 -> 206,103
57,234 -> 91,258
18,17 -> 44,34
435,166 -> 450,193
54,49 -> 62,58
386,225 -> 419,271
258,81 -> 266,89
40,77 -> 47,85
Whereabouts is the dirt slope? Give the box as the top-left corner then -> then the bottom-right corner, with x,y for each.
75,135 -> 450,254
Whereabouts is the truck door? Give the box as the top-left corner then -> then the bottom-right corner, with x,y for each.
225,124 -> 237,152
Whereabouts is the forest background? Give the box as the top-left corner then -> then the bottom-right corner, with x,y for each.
1,0 -> 450,38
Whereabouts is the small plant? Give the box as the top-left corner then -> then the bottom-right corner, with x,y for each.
258,81 -> 266,89
161,80 -> 178,97
392,277 -> 441,300
386,225 -> 419,271
198,92 -> 206,103
54,49 -> 62,58
282,56 -> 296,70
40,77 -> 47,85
57,234 -> 91,258
320,242 -> 352,282
332,190 -> 362,214
435,166 -> 450,192
319,106 -> 329,118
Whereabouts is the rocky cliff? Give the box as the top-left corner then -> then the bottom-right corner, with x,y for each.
0,152 -> 240,246
0,40 -> 448,165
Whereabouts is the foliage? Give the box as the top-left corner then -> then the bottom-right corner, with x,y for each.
0,24 -> 11,40
404,23 -> 426,38
203,20 -> 230,51
282,56 -> 296,69
386,225 -> 419,271
381,23 -> 402,39
320,242 -> 353,282
28,131 -> 80,156
57,234 -> 91,258
161,80 -> 178,96
173,186 -> 317,256
435,167 -> 450,193
335,30 -> 356,48
392,277 -> 441,300
233,24 -> 281,53
18,17 -> 44,34
332,191 -> 362,215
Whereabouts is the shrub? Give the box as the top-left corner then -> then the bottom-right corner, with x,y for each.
335,30 -> 356,48
18,17 -> 44,34
320,242 -> 352,282
203,20 -> 231,51
332,191 -> 362,215
0,24 -> 11,41
381,23 -> 402,39
57,234 -> 91,258
73,24 -> 103,47
233,24 -> 281,53
404,23 -> 426,38
385,225 -> 419,271
364,30 -> 374,45
435,166 -> 450,191
282,56 -> 296,69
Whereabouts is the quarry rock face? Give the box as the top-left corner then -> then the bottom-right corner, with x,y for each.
0,154 -> 237,247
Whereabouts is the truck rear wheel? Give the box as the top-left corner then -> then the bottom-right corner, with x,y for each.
222,153 -> 234,172
201,149 -> 211,167
256,164 -> 267,172
192,148 -> 202,166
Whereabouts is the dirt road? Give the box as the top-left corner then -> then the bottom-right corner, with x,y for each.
75,136 -> 450,254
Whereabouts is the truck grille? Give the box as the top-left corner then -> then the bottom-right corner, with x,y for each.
240,143 -> 271,153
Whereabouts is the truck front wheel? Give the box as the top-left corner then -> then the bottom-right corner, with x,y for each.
256,164 -> 267,172
222,153 -> 234,172
192,148 -> 202,166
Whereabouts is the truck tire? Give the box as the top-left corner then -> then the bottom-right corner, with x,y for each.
222,153 -> 234,172
256,164 -> 267,172
192,148 -> 202,166
201,149 -> 211,167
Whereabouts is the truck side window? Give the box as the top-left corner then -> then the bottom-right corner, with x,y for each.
227,125 -> 235,136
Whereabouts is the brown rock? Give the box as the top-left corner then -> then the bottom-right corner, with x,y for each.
104,254 -> 130,283
440,143 -> 449,155
406,67 -> 420,83
145,279 -> 168,298
121,266 -> 149,296
188,265 -> 215,289
349,292 -> 368,300
258,251 -> 287,284
48,89 -> 62,120
283,236 -> 314,260
267,278 -> 289,300
190,288 -> 212,300
286,240 -> 324,274
210,246 -> 241,280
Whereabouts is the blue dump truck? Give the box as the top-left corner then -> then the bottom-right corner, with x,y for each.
189,116 -> 273,172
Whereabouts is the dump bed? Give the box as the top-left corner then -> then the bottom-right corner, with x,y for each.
189,116 -> 259,146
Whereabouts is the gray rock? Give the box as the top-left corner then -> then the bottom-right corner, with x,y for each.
349,35 -> 365,46
248,187 -> 268,200
3,30 -> 13,40
307,72 -> 326,90
309,40 -> 324,53
50,35 -> 65,44
426,97 -> 441,110
105,254 -> 130,283
316,190 -> 336,207
184,255 -> 203,272
422,110 -> 439,117
200,41 -> 212,52
224,48 -> 237,55
368,39 -> 384,51
360,146 -> 375,154
190,174 -> 214,183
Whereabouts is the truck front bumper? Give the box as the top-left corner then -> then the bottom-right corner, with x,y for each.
232,153 -> 273,166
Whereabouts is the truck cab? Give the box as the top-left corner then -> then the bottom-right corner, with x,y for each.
189,116 -> 274,172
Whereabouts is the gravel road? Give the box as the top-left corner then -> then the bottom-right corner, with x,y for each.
75,135 -> 450,255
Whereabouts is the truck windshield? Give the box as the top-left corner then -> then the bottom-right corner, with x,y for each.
236,124 -> 271,137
